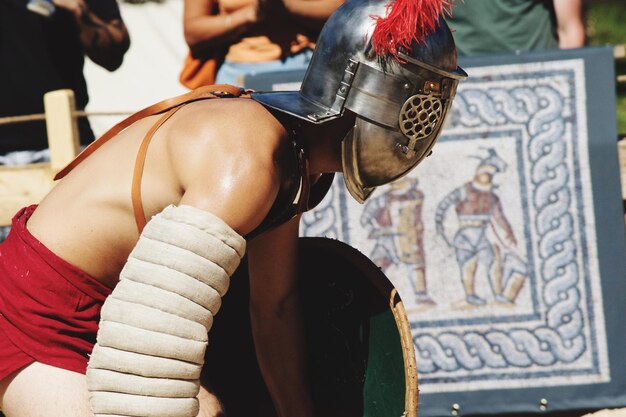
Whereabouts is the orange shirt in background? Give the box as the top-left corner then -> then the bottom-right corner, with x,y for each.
219,0 -> 316,63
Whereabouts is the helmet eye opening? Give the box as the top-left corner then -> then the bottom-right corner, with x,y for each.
399,93 -> 444,142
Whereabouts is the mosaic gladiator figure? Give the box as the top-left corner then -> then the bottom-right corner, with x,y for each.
435,148 -> 523,306
361,177 -> 435,305
0,0 -> 466,415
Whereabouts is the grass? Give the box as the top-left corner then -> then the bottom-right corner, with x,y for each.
586,0 -> 626,135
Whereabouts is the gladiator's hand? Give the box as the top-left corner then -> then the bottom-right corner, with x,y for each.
507,233 -> 518,247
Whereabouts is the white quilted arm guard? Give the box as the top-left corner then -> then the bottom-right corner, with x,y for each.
86,205 -> 246,417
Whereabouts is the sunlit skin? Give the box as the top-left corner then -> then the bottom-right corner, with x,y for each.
0,98 -> 354,417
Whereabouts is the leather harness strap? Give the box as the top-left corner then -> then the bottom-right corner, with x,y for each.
132,105 -> 184,233
53,84 -> 244,181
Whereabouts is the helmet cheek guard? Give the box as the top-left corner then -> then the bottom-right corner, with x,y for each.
251,0 -> 468,203
340,54 -> 464,202
342,120 -> 410,203
342,116 -> 435,204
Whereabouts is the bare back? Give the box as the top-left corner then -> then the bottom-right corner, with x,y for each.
26,98 -> 290,288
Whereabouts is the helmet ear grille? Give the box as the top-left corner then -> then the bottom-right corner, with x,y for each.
399,94 -> 444,141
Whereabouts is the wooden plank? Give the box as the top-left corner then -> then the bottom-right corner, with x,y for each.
0,164 -> 55,226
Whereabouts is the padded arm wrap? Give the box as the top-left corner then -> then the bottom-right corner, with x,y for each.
86,205 -> 246,417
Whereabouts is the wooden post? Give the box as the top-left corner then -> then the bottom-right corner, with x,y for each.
0,90 -> 80,226
44,89 -> 80,173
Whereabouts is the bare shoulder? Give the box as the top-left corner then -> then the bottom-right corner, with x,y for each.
164,98 -> 290,235
165,98 -> 283,157
176,97 -> 280,129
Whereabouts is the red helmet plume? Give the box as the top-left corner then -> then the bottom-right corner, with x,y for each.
371,0 -> 454,60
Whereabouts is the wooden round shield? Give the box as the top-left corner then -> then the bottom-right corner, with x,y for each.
203,237 -> 418,417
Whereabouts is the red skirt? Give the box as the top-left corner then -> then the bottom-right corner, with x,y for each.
0,205 -> 112,381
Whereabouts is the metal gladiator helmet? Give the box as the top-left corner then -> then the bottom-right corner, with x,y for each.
251,0 -> 467,202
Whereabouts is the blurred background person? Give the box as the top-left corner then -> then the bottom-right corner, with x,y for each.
0,0 -> 130,240
0,0 -> 130,164
447,0 -> 586,56
181,0 -> 344,88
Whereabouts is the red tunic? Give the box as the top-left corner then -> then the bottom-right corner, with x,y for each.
0,205 -> 111,380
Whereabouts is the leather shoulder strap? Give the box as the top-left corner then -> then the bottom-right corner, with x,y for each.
53,84 -> 245,181
131,105 -> 184,234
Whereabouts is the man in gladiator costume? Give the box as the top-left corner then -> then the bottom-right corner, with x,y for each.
0,0 -> 466,415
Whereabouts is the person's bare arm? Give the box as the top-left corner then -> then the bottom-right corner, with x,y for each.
183,0 -> 261,52
247,216 -> 315,417
553,0 -> 585,49
280,0 -> 344,30
174,100 -> 312,415
52,0 -> 130,71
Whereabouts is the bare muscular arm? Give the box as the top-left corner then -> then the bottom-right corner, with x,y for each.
53,0 -> 130,71
172,100 -> 313,415
247,216 -> 315,417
